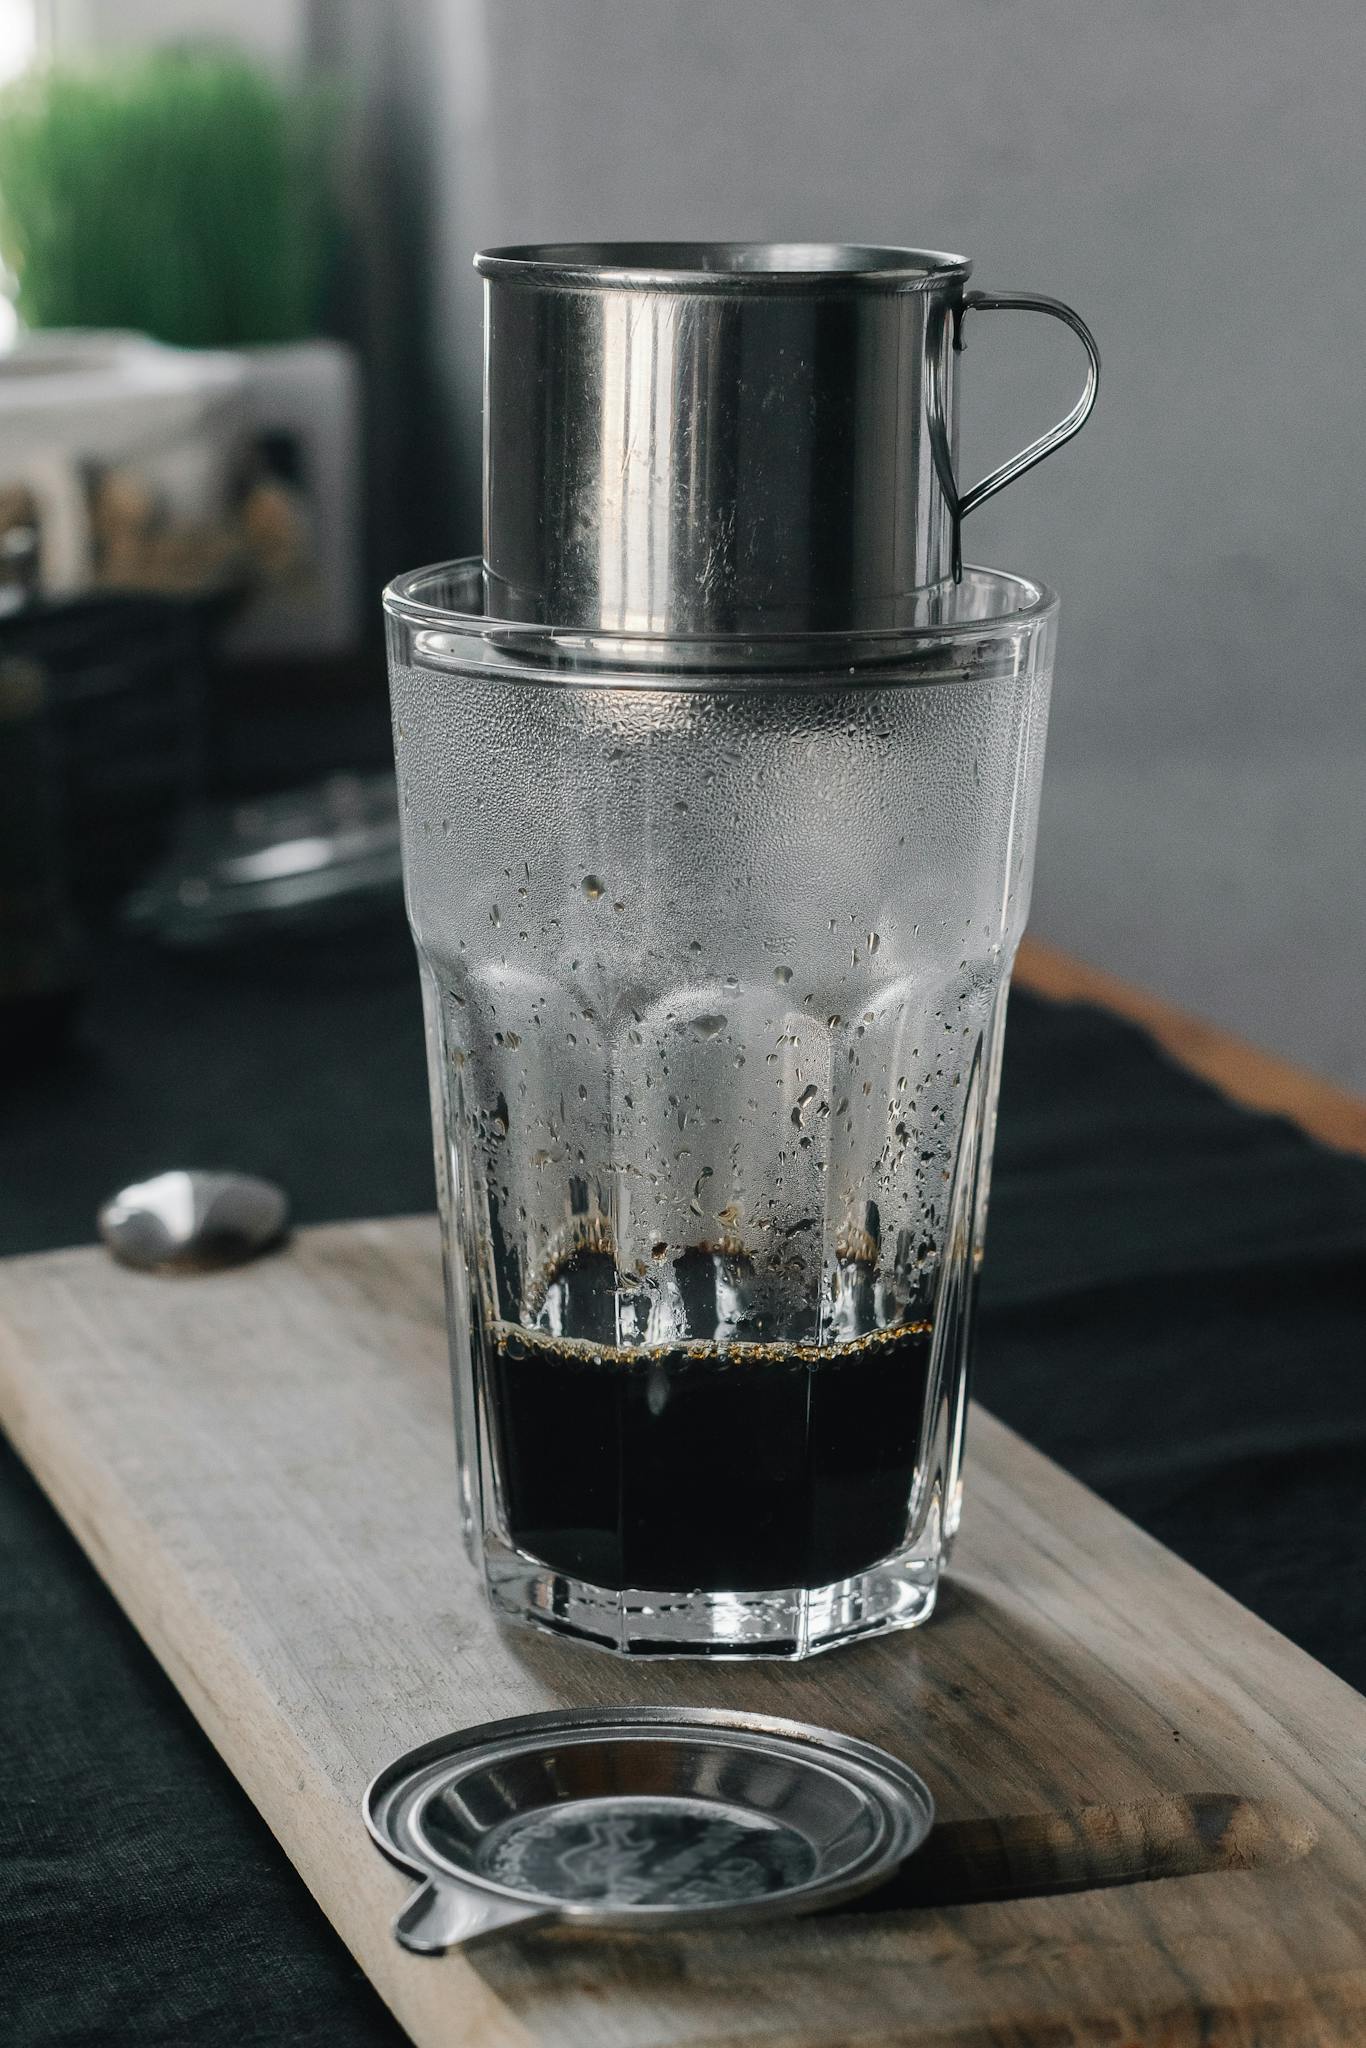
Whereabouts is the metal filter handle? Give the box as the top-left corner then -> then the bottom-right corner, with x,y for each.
930,288 -> 1102,577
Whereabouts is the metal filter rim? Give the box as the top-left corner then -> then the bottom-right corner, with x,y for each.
365,1705 -> 934,1935
474,240 -> 973,294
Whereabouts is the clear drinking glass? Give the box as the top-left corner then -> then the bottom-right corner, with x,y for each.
385,560 -> 1056,1657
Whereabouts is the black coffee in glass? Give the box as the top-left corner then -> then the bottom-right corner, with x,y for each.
482,1245 -> 932,1593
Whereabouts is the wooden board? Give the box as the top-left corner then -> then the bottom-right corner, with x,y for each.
2,1215 -> 1365,2047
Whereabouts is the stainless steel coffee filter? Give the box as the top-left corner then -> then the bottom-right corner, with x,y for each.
477,241 -> 1098,636
366,1707 -> 934,1948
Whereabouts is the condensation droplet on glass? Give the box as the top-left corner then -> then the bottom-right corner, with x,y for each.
489,905 -> 501,927
581,875 -> 604,901
773,965 -> 793,985
791,1082 -> 819,1127
690,1013 -> 727,1039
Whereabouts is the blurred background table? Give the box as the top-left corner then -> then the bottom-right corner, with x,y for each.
4,909 -> 1366,2047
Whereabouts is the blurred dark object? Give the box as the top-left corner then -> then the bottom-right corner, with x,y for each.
0,656 -> 82,1054
127,771 -> 402,947
0,488 -> 42,613
204,650 -> 392,796
0,590 -> 232,918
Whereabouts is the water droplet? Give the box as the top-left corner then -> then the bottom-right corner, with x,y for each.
689,939 -> 703,953
690,1013 -> 727,1039
868,931 -> 880,954
489,905 -> 501,927
791,1082 -> 819,1127
773,965 -> 793,985
674,798 -> 689,814
578,1084 -> 587,1100
581,875 -> 605,900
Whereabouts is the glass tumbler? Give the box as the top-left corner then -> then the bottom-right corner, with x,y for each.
385,561 -> 1056,1657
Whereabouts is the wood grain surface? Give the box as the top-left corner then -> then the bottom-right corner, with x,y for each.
1016,937 -> 1366,1158
2,1215 -> 1364,2046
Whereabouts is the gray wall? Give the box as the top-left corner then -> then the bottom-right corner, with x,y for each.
388,0 -> 1366,1088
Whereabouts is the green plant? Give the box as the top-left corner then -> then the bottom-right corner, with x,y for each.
0,47 -> 342,347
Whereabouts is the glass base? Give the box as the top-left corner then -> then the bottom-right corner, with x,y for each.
482,1532 -> 941,1659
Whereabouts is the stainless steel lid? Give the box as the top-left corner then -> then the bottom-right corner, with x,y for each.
476,240 -> 1098,640
97,1169 -> 288,1272
365,1706 -> 934,1950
